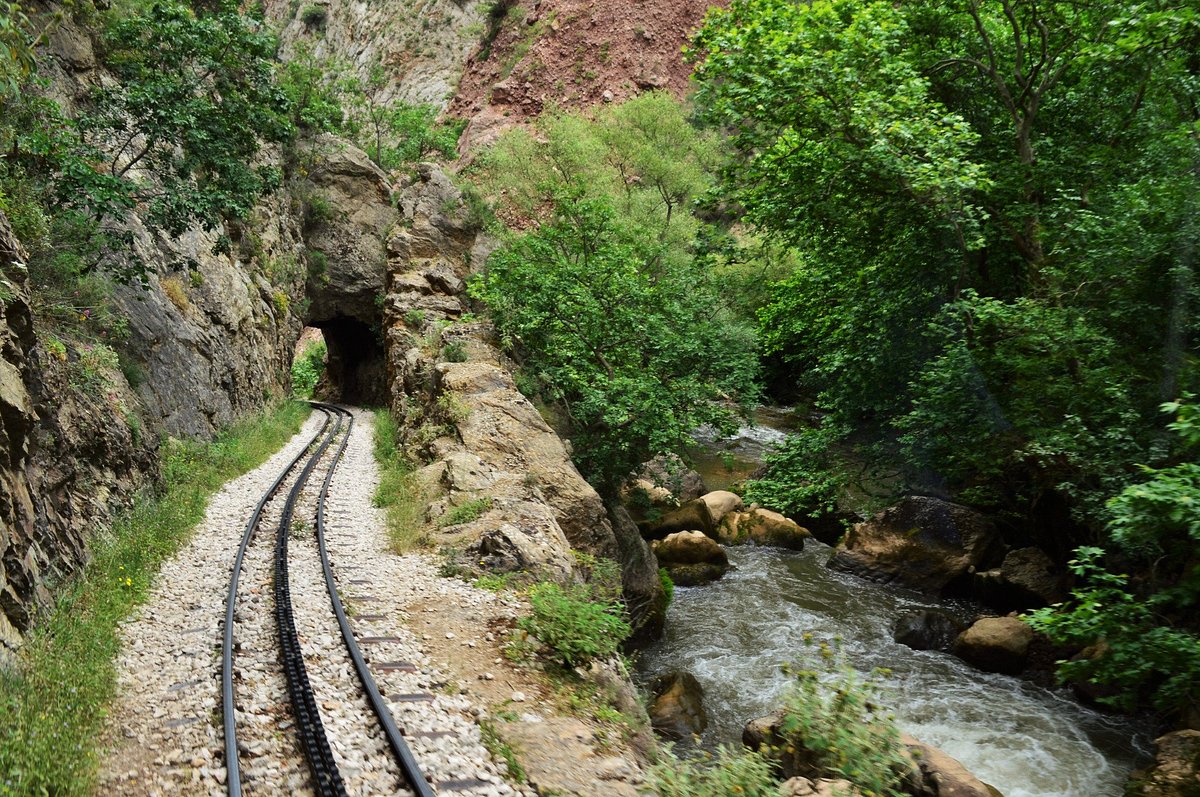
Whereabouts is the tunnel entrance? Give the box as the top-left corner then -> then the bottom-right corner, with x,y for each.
310,316 -> 387,406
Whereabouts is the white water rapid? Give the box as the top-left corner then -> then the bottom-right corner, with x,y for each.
639,545 -> 1151,797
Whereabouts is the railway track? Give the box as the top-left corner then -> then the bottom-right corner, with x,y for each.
221,402 -> 436,797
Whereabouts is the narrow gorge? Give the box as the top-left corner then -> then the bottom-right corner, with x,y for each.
1,0 -> 1197,796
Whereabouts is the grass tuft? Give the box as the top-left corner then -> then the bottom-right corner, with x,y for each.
371,408 -> 428,552
0,400 -> 310,797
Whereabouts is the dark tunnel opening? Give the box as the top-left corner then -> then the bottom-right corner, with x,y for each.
311,316 -> 387,406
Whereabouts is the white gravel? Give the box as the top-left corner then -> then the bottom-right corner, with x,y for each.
100,407 -> 533,797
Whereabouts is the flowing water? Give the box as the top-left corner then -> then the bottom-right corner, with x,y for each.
638,544 -> 1152,797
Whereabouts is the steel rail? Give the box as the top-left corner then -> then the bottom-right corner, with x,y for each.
273,406 -> 349,797
223,405 -> 335,797
311,403 -> 438,797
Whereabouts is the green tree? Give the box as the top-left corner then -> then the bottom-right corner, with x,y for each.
694,0 -> 1200,533
469,193 -> 759,491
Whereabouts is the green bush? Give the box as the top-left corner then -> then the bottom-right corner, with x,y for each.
291,339 -> 326,398
517,582 -> 631,668
648,745 -> 778,797
658,567 -> 675,607
777,641 -> 911,797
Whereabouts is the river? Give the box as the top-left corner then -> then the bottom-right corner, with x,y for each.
640,412 -> 1151,797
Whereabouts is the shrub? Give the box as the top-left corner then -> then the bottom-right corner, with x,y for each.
517,582 -> 631,667
291,339 -> 326,398
160,276 -> 188,309
443,339 -> 468,363
776,641 -> 911,797
649,745 -> 778,797
658,567 -> 675,607
300,4 -> 327,26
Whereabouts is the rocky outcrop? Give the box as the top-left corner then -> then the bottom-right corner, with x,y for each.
381,164 -> 665,636
828,497 -> 1001,593
639,454 -> 707,503
1127,730 -> 1200,797
647,670 -> 707,740
899,734 -> 996,797
652,531 -> 728,586
716,507 -> 810,550
781,777 -> 862,797
268,0 -> 490,110
953,617 -> 1033,675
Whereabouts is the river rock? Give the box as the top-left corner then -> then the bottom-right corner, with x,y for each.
953,616 -> 1033,675
743,709 -> 822,780
640,498 -> 716,540
781,777 -> 862,797
699,490 -> 743,524
652,531 -> 728,585
647,671 -> 707,741
623,478 -> 677,511
972,547 -> 1065,610
828,497 -> 1000,593
900,734 -> 997,797
893,610 -> 966,653
716,507 -> 810,550
639,454 -> 707,502
1127,730 -> 1200,797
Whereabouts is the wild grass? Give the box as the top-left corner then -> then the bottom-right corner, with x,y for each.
0,400 -> 310,797
371,408 -> 428,552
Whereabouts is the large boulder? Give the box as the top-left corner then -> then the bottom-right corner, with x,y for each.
899,734 -> 998,797
953,617 -> 1033,675
893,610 -> 966,653
647,671 -> 707,741
652,531 -> 729,586
972,547 -> 1066,611
640,498 -> 716,540
828,497 -> 1000,593
1127,730 -> 1200,797
699,490 -> 743,524
717,507 -> 810,550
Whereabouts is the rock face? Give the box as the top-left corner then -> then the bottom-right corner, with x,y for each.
717,507 -> 810,550
652,531 -> 729,586
382,165 -> 665,637
1127,730 -> 1200,797
267,0 -> 490,110
828,497 -> 1000,593
893,610 -> 966,653
953,617 -> 1034,675
0,212 -> 158,656
647,671 -> 707,741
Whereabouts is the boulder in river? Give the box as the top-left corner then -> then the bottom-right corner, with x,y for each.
647,671 -> 707,740
893,610 -> 966,653
828,496 -> 1000,593
1127,730 -> 1200,797
699,490 -> 743,524
952,616 -> 1033,675
900,734 -> 998,797
652,531 -> 728,585
639,498 -> 716,540
972,547 -> 1066,611
716,507 -> 810,550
